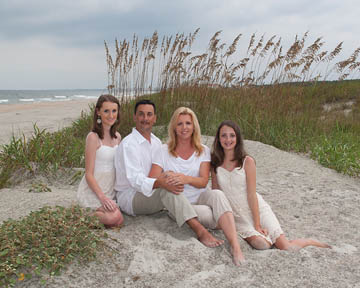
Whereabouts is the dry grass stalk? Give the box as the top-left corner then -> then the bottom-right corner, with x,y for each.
104,29 -> 359,99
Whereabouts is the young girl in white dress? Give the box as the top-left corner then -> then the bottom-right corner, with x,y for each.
77,94 -> 123,227
210,120 -> 330,250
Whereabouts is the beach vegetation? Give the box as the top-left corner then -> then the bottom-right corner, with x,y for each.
0,30 -> 359,286
0,205 -> 106,287
0,31 -> 359,190
104,30 -> 360,177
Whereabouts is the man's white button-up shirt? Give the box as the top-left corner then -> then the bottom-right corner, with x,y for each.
114,128 -> 162,215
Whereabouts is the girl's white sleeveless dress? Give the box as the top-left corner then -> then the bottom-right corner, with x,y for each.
216,157 -> 283,244
77,140 -> 118,209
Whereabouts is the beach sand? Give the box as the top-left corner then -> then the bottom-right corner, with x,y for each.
0,99 -> 96,145
0,101 -> 359,287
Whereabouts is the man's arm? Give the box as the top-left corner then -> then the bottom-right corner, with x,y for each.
115,142 -> 156,197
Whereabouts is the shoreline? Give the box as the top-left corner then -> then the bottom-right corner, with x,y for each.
0,99 -> 96,145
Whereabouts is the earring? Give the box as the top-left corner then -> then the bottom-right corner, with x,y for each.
97,116 -> 102,124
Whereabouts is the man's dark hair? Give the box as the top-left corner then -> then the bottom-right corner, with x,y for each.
134,99 -> 156,114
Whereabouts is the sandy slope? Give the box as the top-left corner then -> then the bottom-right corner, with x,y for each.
1,136 -> 359,288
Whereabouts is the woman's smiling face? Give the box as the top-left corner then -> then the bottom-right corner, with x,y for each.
175,114 -> 194,141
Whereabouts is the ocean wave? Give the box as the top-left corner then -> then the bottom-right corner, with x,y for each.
19,98 -> 35,102
0,99 -> 9,104
38,97 -> 53,102
54,95 -> 68,99
73,95 -> 98,99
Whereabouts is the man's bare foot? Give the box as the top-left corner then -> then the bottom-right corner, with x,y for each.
231,246 -> 245,266
198,229 -> 224,248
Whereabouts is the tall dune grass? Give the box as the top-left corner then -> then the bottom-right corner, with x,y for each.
0,30 -> 359,189
105,30 -> 360,98
105,30 -> 360,177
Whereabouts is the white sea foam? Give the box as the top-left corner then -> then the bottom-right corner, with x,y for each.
19,98 -> 35,102
54,95 -> 67,99
0,99 -> 9,104
38,98 -> 53,102
73,95 -> 98,99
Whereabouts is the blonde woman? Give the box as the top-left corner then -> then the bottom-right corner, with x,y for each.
149,107 -> 244,265
77,95 -> 123,227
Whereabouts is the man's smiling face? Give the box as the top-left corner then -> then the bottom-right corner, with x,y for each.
134,104 -> 157,136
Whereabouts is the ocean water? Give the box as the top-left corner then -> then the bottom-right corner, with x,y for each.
0,89 -> 106,105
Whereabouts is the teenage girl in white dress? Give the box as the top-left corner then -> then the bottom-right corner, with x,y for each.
77,95 -> 123,227
210,120 -> 330,250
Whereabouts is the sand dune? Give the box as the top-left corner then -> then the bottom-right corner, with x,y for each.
0,101 -> 359,287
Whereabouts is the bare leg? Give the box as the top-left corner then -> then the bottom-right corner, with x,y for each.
187,218 -> 224,248
246,235 -> 272,250
95,207 -> 124,228
217,212 -> 245,265
274,235 -> 331,250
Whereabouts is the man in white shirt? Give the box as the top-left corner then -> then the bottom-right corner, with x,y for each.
115,99 -> 223,247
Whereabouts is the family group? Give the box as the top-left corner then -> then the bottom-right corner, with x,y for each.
77,94 -> 330,266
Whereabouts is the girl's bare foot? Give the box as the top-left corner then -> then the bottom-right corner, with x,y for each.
231,246 -> 245,266
308,239 -> 332,249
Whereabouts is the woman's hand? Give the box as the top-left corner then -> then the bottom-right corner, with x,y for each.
166,172 -> 188,186
255,225 -> 268,236
99,196 -> 118,212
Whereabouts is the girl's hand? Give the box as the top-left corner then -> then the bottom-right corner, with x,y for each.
255,225 -> 268,236
100,196 -> 117,212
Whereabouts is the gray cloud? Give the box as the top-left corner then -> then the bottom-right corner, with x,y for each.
0,0 -> 359,89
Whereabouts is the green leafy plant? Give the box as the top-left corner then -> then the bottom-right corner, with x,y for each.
0,205 -> 106,287
28,182 -> 52,193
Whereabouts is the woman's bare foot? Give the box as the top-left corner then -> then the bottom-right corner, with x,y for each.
198,229 -> 224,248
187,218 -> 223,248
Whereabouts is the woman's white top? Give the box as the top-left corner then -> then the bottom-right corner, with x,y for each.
152,143 -> 211,204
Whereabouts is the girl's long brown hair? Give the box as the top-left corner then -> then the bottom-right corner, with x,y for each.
211,120 -> 248,173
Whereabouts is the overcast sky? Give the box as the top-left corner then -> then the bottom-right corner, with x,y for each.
0,0 -> 359,90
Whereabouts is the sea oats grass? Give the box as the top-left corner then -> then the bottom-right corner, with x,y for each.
104,30 -> 359,176
1,30 -> 359,182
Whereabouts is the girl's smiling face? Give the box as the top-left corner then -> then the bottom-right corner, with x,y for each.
97,101 -> 118,127
219,125 -> 237,151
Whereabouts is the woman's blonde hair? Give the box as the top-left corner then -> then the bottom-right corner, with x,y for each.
167,107 -> 204,157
